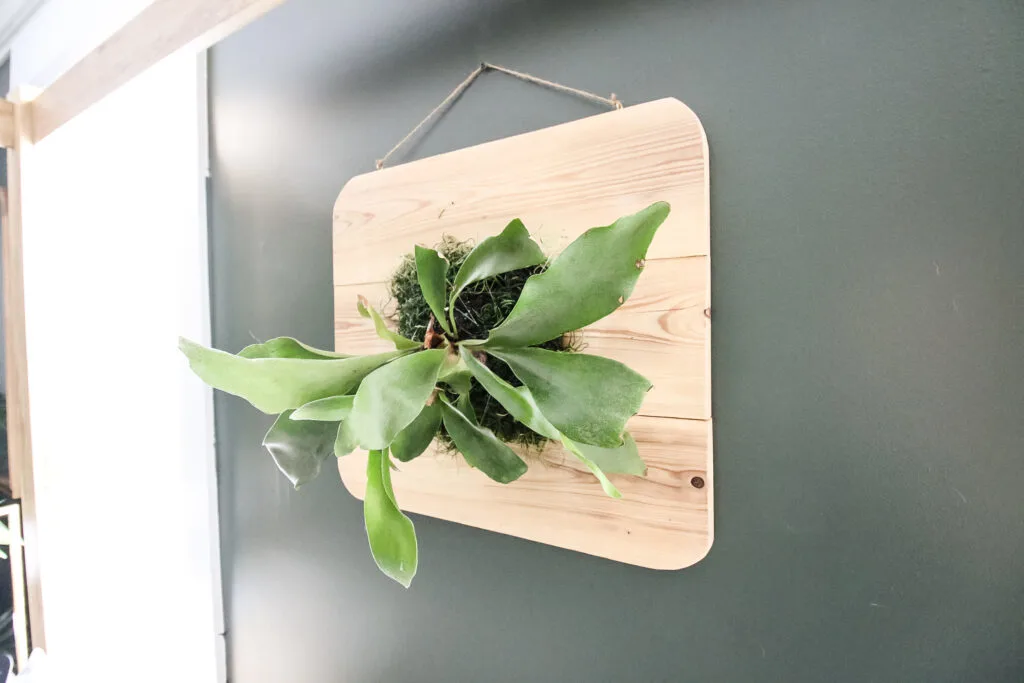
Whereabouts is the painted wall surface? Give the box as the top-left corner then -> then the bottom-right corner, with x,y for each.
8,0 -> 152,89
209,0 -> 1024,680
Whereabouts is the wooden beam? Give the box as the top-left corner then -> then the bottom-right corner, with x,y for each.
30,0 -> 288,143
0,100 -> 14,148
3,88 -> 46,650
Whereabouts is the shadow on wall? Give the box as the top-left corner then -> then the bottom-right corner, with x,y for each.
240,0 -> 696,105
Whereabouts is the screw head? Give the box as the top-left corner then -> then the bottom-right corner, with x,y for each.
690,476 -> 705,489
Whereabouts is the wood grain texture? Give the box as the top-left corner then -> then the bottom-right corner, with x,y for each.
31,0 -> 287,143
334,256 -> 709,418
337,417 -> 713,570
334,99 -> 709,286
2,90 -> 46,648
333,98 -> 712,569
0,100 -> 15,149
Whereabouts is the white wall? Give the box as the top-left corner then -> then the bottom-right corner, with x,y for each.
9,0 -> 152,87
0,0 -> 49,65
9,1 -> 224,680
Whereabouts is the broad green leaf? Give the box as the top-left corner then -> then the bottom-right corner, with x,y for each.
443,356 -> 479,421
462,347 -> 642,497
467,202 -> 670,348
441,371 -> 472,396
335,421 -> 357,458
179,337 -> 409,414
460,346 -> 559,440
291,395 -> 354,421
569,431 -> 646,476
364,449 -> 417,587
486,346 -> 651,448
350,349 -> 447,449
391,402 -> 442,462
357,296 -> 421,350
437,355 -> 472,396
561,433 -> 646,499
239,337 -> 349,360
455,391 -> 477,424
263,410 -> 337,488
414,245 -> 453,335
439,397 -> 527,483
448,218 -> 546,327
560,436 -> 622,498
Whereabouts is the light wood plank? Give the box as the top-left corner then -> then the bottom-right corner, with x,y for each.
0,100 -> 15,149
31,0 -> 287,143
2,89 -> 45,649
334,99 -> 709,286
334,99 -> 712,569
334,256 -> 710,418
338,416 -> 712,570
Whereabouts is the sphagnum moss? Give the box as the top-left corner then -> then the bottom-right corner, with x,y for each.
387,235 -> 573,450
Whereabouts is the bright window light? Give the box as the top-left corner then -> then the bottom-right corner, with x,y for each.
18,51 -> 223,683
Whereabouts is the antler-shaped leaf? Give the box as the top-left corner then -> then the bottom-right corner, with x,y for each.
291,395 -> 355,421
357,296 -> 421,350
448,218 -> 546,333
466,202 -> 670,348
364,449 -> 418,587
350,349 -> 447,449
439,395 -> 527,484
179,337 -> 411,414
414,245 -> 453,335
263,410 -> 338,488
567,432 -> 645,478
459,347 -> 559,439
335,421 -> 358,458
484,346 -> 651,448
239,336 -> 350,360
391,402 -> 442,462
460,347 -> 645,497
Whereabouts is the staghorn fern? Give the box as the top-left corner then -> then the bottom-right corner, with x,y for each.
180,201 -> 670,586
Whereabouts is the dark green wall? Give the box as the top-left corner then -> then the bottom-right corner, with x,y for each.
208,1 -> 1024,680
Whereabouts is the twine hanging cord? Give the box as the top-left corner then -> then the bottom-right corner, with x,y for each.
376,62 -> 624,170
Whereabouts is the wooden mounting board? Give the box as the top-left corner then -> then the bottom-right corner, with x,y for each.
333,98 -> 712,569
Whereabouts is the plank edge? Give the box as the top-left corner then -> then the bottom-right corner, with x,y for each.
332,97 -> 701,219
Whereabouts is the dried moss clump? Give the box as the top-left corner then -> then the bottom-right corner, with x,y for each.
388,236 -> 572,449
